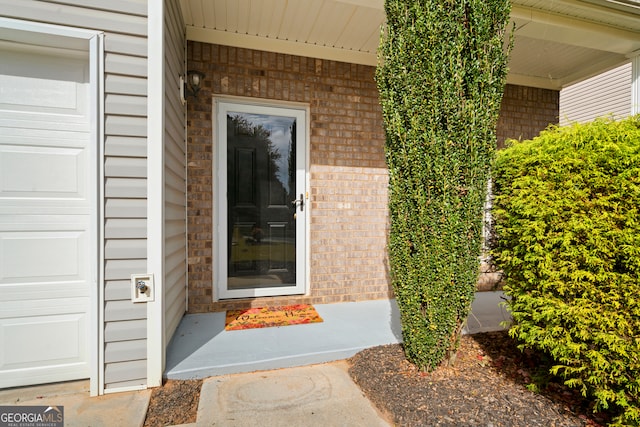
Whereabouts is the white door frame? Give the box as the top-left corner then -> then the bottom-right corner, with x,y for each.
0,17 -> 103,396
214,97 -> 310,300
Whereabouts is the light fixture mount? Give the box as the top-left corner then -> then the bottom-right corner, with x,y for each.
184,69 -> 205,101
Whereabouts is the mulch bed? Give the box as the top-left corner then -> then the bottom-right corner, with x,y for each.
349,331 -> 612,427
143,379 -> 202,427
143,331 -> 614,426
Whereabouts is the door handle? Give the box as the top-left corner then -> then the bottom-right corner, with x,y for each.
291,193 -> 304,211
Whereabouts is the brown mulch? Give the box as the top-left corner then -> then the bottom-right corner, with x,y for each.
143,331 -> 613,427
349,331 -> 612,427
143,379 -> 202,427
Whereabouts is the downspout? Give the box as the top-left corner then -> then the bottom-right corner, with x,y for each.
184,28 -> 189,312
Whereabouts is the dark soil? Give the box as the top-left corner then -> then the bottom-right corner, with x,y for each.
143,331 -> 613,426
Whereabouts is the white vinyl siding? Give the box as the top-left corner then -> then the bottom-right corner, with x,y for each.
106,239 -> 145,262
163,0 -> 187,343
103,360 -> 147,389
104,319 -> 146,341
100,7 -> 148,390
105,75 -> 147,97
0,0 -> 150,392
560,62 -> 632,125
105,178 -> 147,198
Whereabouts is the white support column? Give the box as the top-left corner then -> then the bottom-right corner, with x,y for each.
147,0 -> 165,388
91,32 -> 105,397
632,54 -> 640,115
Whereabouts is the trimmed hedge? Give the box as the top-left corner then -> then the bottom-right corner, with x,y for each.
376,0 -> 511,370
493,117 -> 640,425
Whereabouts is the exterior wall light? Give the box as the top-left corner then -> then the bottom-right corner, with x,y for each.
180,70 -> 205,104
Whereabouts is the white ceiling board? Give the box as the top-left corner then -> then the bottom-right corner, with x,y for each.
511,5 -> 640,54
335,6 -> 384,52
508,35 -> 628,86
208,0 -> 223,30
514,0 -> 640,32
181,0 -> 640,88
279,0 -> 324,43
306,1 -> 357,47
186,0 -> 205,28
225,0 -> 240,33
187,26 -> 379,66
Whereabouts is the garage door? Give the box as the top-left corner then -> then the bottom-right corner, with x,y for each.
0,42 -> 94,388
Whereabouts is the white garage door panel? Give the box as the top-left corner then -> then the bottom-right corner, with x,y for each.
0,146 -> 85,197
0,230 -> 86,285
0,126 -> 88,148
0,44 -> 88,126
0,365 -> 88,389
0,40 -> 94,388
0,307 -> 89,387
0,311 -> 87,367
0,115 -> 89,134
0,282 -> 87,302
0,297 -> 88,319
1,74 -> 80,110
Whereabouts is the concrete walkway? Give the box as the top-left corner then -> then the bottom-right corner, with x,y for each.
0,292 -> 509,427
0,380 -> 150,427
194,361 -> 391,427
172,291 -> 510,427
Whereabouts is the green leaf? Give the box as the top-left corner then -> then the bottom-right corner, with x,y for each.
494,116 -> 640,423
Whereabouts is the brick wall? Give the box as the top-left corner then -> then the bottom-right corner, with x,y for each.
479,84 -> 559,290
496,84 -> 559,148
186,42 -> 391,312
186,42 -> 560,312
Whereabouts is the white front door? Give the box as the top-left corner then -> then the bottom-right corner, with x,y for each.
0,42 -> 94,387
216,101 -> 308,299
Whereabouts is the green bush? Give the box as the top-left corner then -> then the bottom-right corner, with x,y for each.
376,0 -> 511,370
493,116 -> 640,425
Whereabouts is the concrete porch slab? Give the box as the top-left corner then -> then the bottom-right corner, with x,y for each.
166,299 -> 402,380
166,292 -> 510,380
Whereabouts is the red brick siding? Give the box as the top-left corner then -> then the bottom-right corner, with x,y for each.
187,42 -> 390,312
186,42 -> 560,312
482,85 -> 558,290
496,84 -> 559,148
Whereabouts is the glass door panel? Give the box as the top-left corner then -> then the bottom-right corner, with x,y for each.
217,102 -> 306,298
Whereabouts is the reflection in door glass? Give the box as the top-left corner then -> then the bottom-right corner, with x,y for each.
226,112 -> 297,290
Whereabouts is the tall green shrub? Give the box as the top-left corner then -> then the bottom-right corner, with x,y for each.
493,117 -> 640,425
376,0 -> 511,370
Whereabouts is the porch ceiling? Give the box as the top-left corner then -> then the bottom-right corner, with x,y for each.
180,0 -> 640,90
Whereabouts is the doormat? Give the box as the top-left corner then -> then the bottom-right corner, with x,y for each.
225,304 -> 323,331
